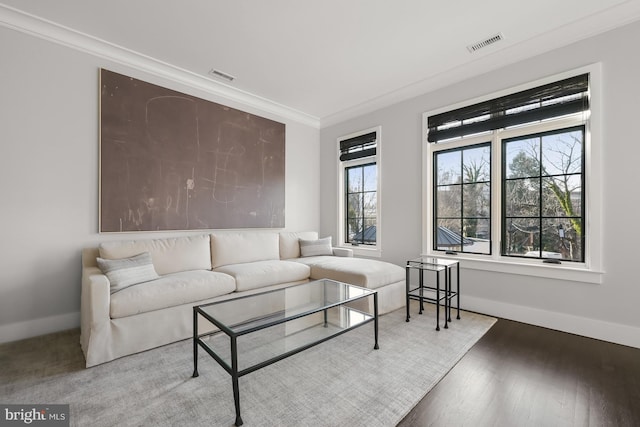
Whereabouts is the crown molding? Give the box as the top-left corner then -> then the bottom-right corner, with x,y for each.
320,1 -> 640,128
0,4 -> 320,128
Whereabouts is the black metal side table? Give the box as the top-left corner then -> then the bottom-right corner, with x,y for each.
405,257 -> 460,331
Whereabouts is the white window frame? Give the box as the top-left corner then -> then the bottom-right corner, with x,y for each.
422,65 -> 603,283
337,126 -> 382,257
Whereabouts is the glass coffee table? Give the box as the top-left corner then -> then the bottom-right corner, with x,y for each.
192,279 -> 379,426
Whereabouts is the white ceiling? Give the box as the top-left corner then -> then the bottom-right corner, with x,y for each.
2,0 -> 640,126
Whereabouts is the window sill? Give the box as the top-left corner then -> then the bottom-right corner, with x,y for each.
341,245 -> 381,258
424,254 -> 604,284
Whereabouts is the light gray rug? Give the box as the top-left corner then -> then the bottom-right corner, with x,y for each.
0,304 -> 496,426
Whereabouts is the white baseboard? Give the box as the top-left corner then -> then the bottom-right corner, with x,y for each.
464,295 -> 640,349
0,312 -> 80,344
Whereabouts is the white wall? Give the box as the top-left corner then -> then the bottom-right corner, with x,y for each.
320,20 -> 640,348
0,26 -> 320,342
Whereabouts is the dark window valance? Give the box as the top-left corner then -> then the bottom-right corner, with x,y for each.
339,131 -> 377,161
427,73 -> 589,143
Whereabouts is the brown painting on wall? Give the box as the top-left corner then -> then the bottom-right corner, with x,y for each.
99,69 -> 285,232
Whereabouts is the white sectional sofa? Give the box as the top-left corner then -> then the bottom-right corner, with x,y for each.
80,231 -> 405,367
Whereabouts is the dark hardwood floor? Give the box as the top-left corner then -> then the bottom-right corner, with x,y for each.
398,317 -> 640,427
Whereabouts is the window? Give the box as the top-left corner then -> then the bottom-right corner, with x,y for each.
423,67 -> 602,281
502,126 -> 584,262
338,127 -> 381,256
345,163 -> 377,245
435,143 -> 491,255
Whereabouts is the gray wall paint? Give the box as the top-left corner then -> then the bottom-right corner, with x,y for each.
0,26 -> 320,340
320,21 -> 640,347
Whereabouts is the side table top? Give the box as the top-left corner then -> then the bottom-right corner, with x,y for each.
407,256 -> 459,270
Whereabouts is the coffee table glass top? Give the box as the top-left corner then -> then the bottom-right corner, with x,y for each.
197,279 -> 374,335
195,279 -> 377,373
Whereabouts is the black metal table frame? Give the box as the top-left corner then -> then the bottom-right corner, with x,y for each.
405,259 -> 460,331
192,287 -> 379,426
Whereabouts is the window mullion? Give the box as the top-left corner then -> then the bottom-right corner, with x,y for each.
493,131 -> 502,259
360,167 -> 365,244
460,153 -> 464,245
538,140 -> 543,257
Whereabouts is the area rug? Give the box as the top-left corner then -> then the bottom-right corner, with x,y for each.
0,304 -> 496,426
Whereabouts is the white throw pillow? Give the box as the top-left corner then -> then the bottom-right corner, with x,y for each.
279,231 -> 319,259
97,252 -> 160,293
299,237 -> 333,257
98,235 -> 211,275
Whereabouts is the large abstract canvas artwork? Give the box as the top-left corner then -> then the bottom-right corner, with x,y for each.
99,69 -> 285,232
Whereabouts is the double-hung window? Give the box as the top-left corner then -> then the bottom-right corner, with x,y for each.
424,67 -> 601,280
338,127 -> 381,256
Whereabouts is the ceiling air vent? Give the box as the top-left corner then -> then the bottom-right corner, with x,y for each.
467,33 -> 504,53
208,68 -> 236,82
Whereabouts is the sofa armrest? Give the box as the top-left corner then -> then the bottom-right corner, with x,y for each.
332,247 -> 354,258
82,266 -> 111,318
80,266 -> 111,350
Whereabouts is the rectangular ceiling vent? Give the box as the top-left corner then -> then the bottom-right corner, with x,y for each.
208,68 -> 236,82
467,33 -> 504,53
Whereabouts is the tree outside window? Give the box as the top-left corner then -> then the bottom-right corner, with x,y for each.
502,126 -> 584,261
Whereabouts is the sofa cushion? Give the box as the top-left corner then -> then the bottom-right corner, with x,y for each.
279,231 -> 318,259
110,270 -> 236,319
293,256 -> 404,290
215,260 -> 310,292
299,237 -> 333,257
211,232 -> 280,268
99,235 -> 211,276
96,252 -> 160,294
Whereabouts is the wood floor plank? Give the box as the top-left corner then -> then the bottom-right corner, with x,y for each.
398,318 -> 640,427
